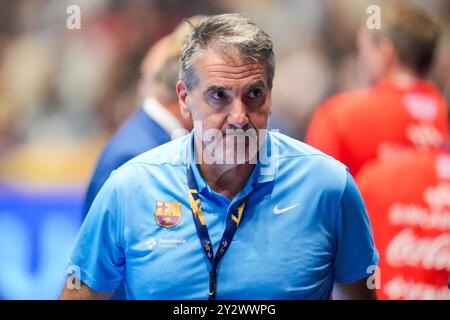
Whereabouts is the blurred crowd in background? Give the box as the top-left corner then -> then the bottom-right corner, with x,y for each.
0,0 -> 449,299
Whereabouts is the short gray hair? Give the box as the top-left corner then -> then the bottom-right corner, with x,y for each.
179,13 -> 276,91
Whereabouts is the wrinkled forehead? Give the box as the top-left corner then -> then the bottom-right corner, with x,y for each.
195,45 -> 269,90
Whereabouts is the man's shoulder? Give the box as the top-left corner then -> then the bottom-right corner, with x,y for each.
272,132 -> 350,203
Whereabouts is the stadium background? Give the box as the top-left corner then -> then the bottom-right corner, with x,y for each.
0,0 -> 449,299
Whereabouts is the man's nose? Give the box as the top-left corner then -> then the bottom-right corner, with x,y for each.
227,99 -> 249,129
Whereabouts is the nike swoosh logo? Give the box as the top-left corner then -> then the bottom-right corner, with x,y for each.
273,203 -> 301,215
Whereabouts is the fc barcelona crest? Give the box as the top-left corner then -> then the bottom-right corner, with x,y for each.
154,201 -> 182,228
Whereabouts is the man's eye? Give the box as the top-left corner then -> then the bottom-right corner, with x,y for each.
248,88 -> 263,99
211,90 -> 227,101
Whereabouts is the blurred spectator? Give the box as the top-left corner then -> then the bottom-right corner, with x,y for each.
356,142 -> 450,299
306,1 -> 449,176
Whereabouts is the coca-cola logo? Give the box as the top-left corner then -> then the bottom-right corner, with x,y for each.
386,229 -> 450,271
388,202 -> 450,230
384,275 -> 450,300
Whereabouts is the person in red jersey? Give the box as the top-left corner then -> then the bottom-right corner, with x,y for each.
356,144 -> 450,300
306,2 -> 448,176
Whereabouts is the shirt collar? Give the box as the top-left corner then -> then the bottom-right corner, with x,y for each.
186,130 -> 277,196
142,97 -> 183,136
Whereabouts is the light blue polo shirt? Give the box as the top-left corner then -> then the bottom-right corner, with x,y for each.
67,131 -> 378,299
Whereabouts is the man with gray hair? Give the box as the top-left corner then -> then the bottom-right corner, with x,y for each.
61,14 -> 378,300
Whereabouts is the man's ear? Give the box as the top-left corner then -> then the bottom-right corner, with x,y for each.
177,80 -> 192,120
